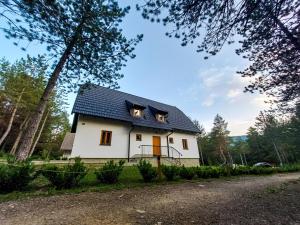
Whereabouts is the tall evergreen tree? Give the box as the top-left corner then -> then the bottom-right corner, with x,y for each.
139,0 -> 300,111
210,114 -> 231,164
0,1 -> 142,160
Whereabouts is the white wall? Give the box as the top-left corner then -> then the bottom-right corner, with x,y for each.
71,115 -> 199,159
71,115 -> 130,158
167,132 -> 199,158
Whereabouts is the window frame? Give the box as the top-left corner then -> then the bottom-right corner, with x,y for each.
133,108 -> 142,117
169,137 -> 174,144
100,130 -> 112,146
136,134 -> 142,141
156,114 -> 166,123
182,139 -> 188,150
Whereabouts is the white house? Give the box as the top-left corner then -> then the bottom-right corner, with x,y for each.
66,85 -> 200,166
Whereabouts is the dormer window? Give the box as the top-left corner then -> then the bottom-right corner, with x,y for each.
156,114 -> 166,123
133,108 -> 142,117
126,100 -> 146,118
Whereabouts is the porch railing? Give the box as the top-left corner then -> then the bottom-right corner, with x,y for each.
138,145 -> 182,160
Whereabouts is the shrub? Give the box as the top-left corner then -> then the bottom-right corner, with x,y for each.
249,166 -> 276,175
95,160 -> 125,184
161,165 -> 179,181
196,166 -> 221,179
41,157 -> 87,189
278,164 -> 300,173
179,166 -> 195,180
195,166 -> 209,179
137,160 -> 158,182
0,160 -> 35,193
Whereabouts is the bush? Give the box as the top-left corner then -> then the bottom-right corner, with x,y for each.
137,160 -> 158,182
95,160 -> 125,184
196,166 -> 221,179
179,166 -> 195,180
161,165 -> 179,181
278,164 -> 300,173
41,157 -> 87,189
249,166 -> 276,175
0,160 -> 35,193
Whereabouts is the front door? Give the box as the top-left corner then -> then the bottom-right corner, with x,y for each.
152,136 -> 161,156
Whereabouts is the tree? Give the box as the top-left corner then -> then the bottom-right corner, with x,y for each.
0,56 -> 70,160
139,0 -> 300,111
245,105 -> 300,165
210,114 -> 231,164
0,1 -> 142,160
255,111 -> 284,165
0,56 -> 47,148
193,120 -> 205,165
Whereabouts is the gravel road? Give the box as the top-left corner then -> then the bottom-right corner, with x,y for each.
0,172 -> 300,225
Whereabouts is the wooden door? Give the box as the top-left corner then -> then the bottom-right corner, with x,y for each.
152,136 -> 161,156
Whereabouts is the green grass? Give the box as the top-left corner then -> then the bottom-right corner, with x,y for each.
1,163 -> 300,203
0,166 -> 174,202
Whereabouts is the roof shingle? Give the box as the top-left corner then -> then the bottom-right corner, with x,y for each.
72,85 -> 200,133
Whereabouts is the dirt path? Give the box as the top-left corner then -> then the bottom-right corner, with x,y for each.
0,173 -> 300,225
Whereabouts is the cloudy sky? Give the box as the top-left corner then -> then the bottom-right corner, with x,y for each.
0,1 -> 270,135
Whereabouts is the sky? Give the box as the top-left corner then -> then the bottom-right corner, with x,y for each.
0,1 -> 270,135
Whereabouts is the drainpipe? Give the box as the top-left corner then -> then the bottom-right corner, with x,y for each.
128,125 -> 134,162
166,130 -> 174,158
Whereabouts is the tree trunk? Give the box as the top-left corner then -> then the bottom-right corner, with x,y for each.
219,147 -> 227,164
272,141 -> 283,166
10,115 -> 30,155
228,151 -> 234,165
240,154 -> 244,165
243,153 -> 248,165
29,110 -> 49,157
198,140 -> 205,165
15,23 -> 83,161
0,88 -> 24,147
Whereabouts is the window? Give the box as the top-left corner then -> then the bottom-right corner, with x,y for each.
100,130 -> 112,145
132,108 -> 142,117
182,139 -> 188,150
136,134 -> 142,141
169,137 -> 174,144
156,114 -> 166,122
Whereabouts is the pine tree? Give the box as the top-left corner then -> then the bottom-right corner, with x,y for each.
210,114 -> 230,164
139,0 -> 300,111
0,1 -> 142,160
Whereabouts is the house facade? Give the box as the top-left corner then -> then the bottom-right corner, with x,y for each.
68,85 -> 200,166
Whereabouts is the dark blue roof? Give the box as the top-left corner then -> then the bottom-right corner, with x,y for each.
72,85 -> 200,133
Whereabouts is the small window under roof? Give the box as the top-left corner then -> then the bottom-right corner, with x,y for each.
126,100 -> 146,118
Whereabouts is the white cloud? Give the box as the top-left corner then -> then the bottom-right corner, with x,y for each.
202,94 -> 216,107
183,66 -> 273,135
227,89 -> 242,99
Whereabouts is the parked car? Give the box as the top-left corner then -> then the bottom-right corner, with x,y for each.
253,162 -> 273,167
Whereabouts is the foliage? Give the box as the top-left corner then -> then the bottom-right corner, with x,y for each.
179,166 -> 195,180
0,159 -> 35,193
195,166 -> 221,179
95,160 -> 125,184
0,57 -> 70,158
137,159 -> 158,182
1,0 -> 142,160
1,1 -> 143,89
246,108 -> 300,165
139,0 -> 300,110
194,115 -> 232,165
41,157 -> 87,189
161,164 -> 179,181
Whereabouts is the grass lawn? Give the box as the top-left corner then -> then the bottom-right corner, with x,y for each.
0,166 -> 184,202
